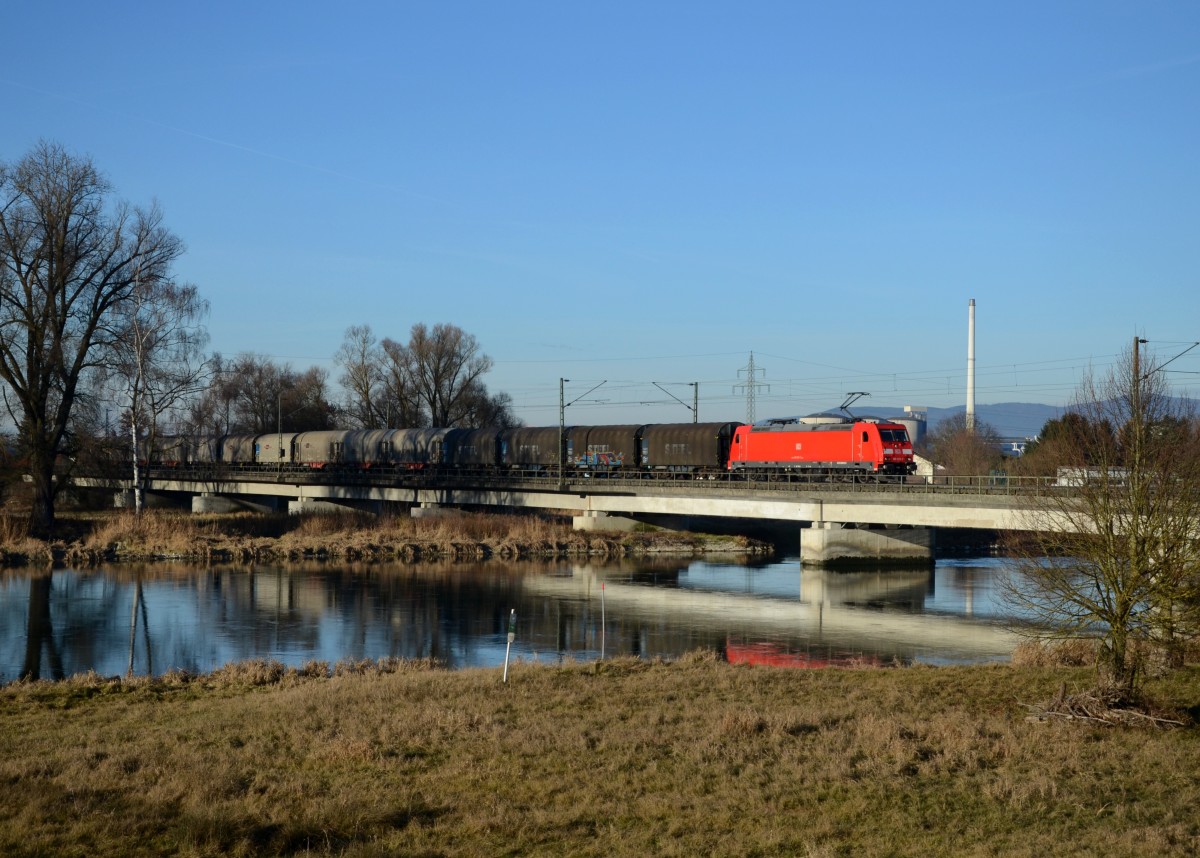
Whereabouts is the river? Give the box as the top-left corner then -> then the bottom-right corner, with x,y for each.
1,555 -> 1024,682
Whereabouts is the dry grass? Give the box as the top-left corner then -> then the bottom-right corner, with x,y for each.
0,509 -> 766,566
1010,638 -> 1100,668
0,513 -> 52,565
2,659 -> 1199,856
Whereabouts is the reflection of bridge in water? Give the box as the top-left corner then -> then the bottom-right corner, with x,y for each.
525,564 -> 1021,664
3,558 -> 1023,681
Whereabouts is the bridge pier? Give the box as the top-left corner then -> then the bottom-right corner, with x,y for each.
411,502 -> 451,520
287,498 -> 383,516
572,511 -> 641,532
192,493 -> 283,514
114,490 -> 190,511
801,522 -> 934,568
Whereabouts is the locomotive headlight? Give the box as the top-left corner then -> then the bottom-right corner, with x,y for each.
883,448 -> 893,455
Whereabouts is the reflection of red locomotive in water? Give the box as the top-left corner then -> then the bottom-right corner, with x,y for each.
725,641 -> 883,669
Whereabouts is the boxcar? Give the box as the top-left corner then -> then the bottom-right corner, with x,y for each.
447,428 -> 501,467
569,425 -> 646,470
500,427 -> 567,468
641,422 -> 738,470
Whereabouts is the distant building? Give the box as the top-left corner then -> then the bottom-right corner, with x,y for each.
995,438 -> 1028,457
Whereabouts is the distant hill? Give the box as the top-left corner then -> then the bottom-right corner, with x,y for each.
856,403 -> 1065,440
924,403 -> 1064,439
857,397 -> 1197,440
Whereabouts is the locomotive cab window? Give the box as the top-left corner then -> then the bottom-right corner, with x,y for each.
862,431 -> 869,443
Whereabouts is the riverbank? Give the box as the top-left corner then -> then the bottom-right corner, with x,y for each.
0,509 -> 772,567
2,656 -> 1198,856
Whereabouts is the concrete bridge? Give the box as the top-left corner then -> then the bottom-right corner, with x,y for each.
84,467 -> 1058,566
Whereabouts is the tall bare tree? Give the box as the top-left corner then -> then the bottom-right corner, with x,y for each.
397,322 -> 516,427
0,141 -> 185,537
407,323 -> 491,426
1004,341 -> 1200,696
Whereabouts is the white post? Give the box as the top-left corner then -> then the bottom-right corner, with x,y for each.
502,608 -> 516,683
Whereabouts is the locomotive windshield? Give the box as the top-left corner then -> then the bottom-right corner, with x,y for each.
880,428 -> 910,443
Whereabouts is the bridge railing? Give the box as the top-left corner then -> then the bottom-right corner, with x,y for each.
137,465 -> 1063,498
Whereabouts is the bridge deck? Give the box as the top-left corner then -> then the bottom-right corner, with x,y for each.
75,467 -> 1070,531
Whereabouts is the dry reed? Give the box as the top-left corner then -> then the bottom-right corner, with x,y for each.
0,514 -> 50,565
0,509 -> 765,566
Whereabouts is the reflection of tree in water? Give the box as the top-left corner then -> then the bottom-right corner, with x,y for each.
11,562 -> 705,675
127,577 -> 151,676
22,573 -> 62,681
1,558 -> 1018,680
16,571 -> 135,681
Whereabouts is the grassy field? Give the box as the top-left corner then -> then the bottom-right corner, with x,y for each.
2,656 -> 1199,857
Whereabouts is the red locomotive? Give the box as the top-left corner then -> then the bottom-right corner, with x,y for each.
727,415 -> 915,477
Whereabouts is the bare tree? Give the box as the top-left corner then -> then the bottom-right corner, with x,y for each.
407,323 -> 493,426
184,353 -> 238,437
336,321 -> 517,429
460,387 -> 520,429
401,322 -> 520,427
187,353 -> 336,435
284,366 -> 338,431
922,413 -> 1003,476
0,141 -> 185,537
335,324 -> 385,428
378,336 -> 426,428
101,279 -> 210,513
1004,341 -> 1200,696
228,353 -> 285,433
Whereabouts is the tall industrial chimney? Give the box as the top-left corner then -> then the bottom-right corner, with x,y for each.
966,298 -> 976,432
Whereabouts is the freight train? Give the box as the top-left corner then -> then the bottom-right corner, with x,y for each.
152,414 -> 916,480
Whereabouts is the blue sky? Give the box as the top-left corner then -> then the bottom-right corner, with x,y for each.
4,2 -> 1198,427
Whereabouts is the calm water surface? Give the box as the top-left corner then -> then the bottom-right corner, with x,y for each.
2,555 -> 1024,682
